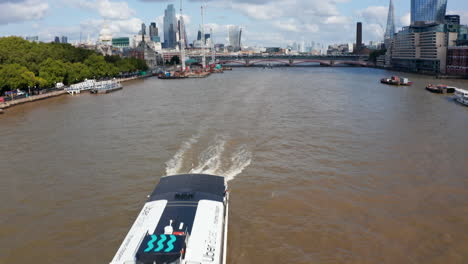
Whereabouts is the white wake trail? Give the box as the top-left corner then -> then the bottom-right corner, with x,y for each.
223,146 -> 252,183
166,135 -> 252,182
190,137 -> 226,174
165,135 -> 199,176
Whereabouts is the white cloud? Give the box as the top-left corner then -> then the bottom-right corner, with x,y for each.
209,0 -> 358,45
53,0 -> 142,41
229,0 -> 344,21
447,10 -> 468,25
0,0 -> 48,25
80,17 -> 143,38
366,23 -> 385,41
242,30 -> 287,47
177,14 -> 191,25
272,19 -> 319,33
400,12 -> 411,27
273,19 -> 300,32
357,6 -> 387,26
67,0 -> 135,20
324,16 -> 351,25
97,0 -> 135,20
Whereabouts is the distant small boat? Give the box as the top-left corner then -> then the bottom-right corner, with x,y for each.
89,80 -> 123,94
381,76 -> 413,86
158,75 -> 187,79
454,88 -> 468,106
158,72 -> 187,79
425,84 -> 456,94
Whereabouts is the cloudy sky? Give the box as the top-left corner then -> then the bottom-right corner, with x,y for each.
0,0 -> 467,47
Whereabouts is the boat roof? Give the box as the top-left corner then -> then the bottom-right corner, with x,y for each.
148,174 -> 226,203
111,174 -> 227,264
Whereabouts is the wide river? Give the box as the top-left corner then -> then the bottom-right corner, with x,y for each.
1,67 -> 467,264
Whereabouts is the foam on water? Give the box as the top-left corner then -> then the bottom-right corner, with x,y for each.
165,134 -> 199,176
165,135 -> 252,183
223,146 -> 252,182
190,136 -> 226,174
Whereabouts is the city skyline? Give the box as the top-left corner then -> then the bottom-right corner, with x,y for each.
0,0 -> 467,47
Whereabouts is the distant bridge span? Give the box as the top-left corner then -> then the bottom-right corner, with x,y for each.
189,54 -> 370,67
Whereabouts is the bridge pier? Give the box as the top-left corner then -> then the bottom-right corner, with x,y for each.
288,59 -> 294,66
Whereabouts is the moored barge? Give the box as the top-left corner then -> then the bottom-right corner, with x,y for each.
381,76 -> 413,86
425,84 -> 456,94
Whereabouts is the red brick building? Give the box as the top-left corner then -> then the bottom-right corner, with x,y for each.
447,47 -> 468,77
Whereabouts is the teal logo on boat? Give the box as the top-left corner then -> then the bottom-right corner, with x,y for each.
144,234 -> 177,253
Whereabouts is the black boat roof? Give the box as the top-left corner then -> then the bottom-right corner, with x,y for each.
148,174 -> 226,203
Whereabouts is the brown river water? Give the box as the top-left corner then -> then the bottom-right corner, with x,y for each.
1,67 -> 468,264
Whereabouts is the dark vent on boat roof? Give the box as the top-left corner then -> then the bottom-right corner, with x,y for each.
175,192 -> 194,200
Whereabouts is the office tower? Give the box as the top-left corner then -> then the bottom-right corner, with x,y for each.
356,22 -> 363,52
411,0 -> 447,25
384,0 -> 396,40
178,16 -> 188,49
54,36 -> 60,43
61,36 -> 68,44
204,33 -> 211,44
141,23 -> 146,36
445,15 -> 460,25
149,22 -> 159,42
25,36 -> 39,42
228,25 -> 242,51
163,4 -> 177,48
197,29 -> 202,41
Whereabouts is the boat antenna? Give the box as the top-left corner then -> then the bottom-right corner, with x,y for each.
201,5 -> 206,68
211,27 -> 215,64
180,0 -> 186,71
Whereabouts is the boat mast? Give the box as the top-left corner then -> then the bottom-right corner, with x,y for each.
180,0 -> 186,71
201,5 -> 206,69
211,28 -> 215,65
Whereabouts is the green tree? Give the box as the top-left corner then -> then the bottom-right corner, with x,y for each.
67,62 -> 91,84
0,36 -> 149,88
84,54 -> 112,78
0,64 -> 37,94
38,58 -> 68,87
369,49 -> 387,63
170,56 -> 180,65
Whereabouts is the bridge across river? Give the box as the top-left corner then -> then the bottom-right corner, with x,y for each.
188,54 -> 370,66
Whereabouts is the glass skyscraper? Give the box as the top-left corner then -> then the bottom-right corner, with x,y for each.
384,0 -> 395,40
163,4 -> 177,49
228,26 -> 242,52
411,0 -> 447,24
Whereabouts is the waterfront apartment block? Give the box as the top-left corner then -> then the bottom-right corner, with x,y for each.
391,24 -> 457,74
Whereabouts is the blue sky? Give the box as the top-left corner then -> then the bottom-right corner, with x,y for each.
0,0 -> 467,47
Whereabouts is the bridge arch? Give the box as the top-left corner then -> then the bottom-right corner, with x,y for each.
249,59 -> 290,65
333,61 -> 367,66
218,60 -> 247,65
291,60 -> 331,66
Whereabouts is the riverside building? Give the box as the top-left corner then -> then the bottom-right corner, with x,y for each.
391,24 -> 457,74
446,26 -> 468,77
